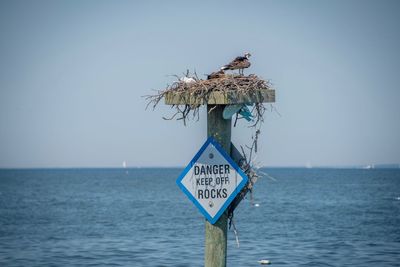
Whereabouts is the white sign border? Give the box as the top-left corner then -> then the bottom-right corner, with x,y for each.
176,137 -> 248,224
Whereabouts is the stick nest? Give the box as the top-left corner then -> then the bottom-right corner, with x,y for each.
168,73 -> 270,93
145,72 -> 273,128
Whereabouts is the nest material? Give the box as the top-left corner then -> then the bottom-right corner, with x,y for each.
170,74 -> 270,94
145,73 -> 273,127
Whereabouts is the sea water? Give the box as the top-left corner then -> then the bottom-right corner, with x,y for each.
0,168 -> 399,266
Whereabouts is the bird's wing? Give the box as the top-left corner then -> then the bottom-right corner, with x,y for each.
221,64 -> 232,70
233,56 -> 247,62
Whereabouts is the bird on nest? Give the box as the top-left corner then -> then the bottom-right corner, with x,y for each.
221,52 -> 251,75
207,69 -> 225,80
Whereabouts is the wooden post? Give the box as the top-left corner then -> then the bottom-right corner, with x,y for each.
205,104 -> 231,267
164,88 -> 275,267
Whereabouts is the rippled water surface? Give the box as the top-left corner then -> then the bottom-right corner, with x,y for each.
0,168 -> 399,266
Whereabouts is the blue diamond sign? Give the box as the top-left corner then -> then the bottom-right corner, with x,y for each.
176,137 -> 248,224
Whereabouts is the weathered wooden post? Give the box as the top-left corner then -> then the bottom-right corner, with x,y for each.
205,104 -> 230,267
164,87 -> 275,267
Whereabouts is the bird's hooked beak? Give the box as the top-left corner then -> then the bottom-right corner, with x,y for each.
245,52 -> 251,59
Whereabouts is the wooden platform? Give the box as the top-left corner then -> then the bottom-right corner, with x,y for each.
164,89 -> 275,105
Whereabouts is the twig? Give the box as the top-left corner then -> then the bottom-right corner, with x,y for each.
144,71 -> 273,127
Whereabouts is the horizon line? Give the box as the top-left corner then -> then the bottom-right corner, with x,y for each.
0,164 -> 399,170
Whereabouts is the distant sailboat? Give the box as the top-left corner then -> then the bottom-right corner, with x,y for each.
306,161 -> 312,169
122,161 -> 128,174
363,164 -> 375,169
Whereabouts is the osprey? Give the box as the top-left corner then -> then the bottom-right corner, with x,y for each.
207,69 -> 225,80
221,52 -> 251,75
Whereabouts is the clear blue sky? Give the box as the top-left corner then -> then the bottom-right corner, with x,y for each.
0,0 -> 399,168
